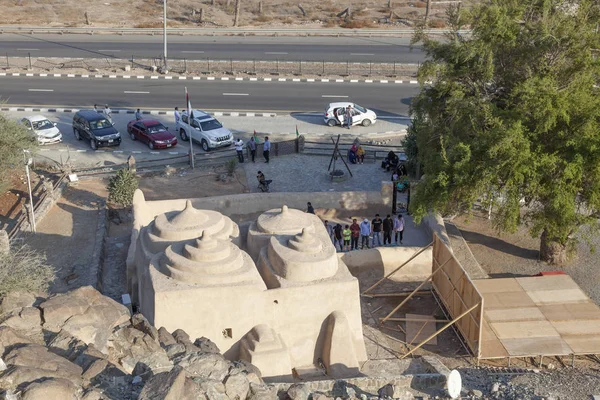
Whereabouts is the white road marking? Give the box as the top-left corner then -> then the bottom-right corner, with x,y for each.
124,91 -> 150,94
265,52 -> 288,55
17,48 -> 39,51
98,49 -> 121,52
181,51 -> 205,54
350,53 -> 374,56
223,93 -> 249,96
28,89 -> 54,92
321,95 -> 348,98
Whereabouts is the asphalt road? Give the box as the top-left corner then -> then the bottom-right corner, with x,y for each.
1,33 -> 425,63
0,76 -> 418,116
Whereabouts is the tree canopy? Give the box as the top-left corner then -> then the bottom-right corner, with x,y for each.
408,0 -> 600,263
0,112 -> 38,192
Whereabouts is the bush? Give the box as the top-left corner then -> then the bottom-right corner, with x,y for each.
226,158 -> 238,175
108,169 -> 139,207
0,245 -> 54,297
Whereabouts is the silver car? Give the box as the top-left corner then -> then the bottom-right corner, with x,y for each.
178,110 -> 233,152
19,115 -> 62,144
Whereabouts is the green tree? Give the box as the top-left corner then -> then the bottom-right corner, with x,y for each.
0,112 -> 38,192
108,169 -> 139,207
409,0 -> 600,264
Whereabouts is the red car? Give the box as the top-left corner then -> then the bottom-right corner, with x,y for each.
127,119 -> 178,150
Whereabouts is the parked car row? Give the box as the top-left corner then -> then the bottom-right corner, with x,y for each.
18,102 -> 377,150
17,108 -> 236,152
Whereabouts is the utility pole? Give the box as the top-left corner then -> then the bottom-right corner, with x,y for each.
23,150 -> 36,233
163,0 -> 168,72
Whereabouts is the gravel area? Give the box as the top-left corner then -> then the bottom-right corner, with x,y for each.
241,153 -> 393,193
453,211 -> 600,305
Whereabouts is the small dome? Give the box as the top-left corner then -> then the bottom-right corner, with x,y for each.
288,227 -> 320,254
256,206 -> 314,235
160,230 -> 244,283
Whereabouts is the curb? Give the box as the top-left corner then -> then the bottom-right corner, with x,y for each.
0,107 -> 276,117
0,72 -> 421,85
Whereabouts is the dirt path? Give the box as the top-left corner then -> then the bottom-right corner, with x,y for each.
23,180 -> 107,294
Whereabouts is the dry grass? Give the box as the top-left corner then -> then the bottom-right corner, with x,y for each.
340,19 -> 375,29
0,0 -> 459,28
429,18 -> 446,28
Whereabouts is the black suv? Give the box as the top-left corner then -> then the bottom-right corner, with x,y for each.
72,110 -> 121,150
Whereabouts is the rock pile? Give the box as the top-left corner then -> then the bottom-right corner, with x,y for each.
0,286 -> 277,400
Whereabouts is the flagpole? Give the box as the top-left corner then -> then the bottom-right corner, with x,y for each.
186,87 -> 195,169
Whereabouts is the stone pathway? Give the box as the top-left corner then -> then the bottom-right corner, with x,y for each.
102,235 -> 130,302
241,153 -> 393,193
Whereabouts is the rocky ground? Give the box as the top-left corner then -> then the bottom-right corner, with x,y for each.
0,287 -> 459,400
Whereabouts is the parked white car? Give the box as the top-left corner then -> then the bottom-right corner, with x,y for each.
323,102 -> 377,127
178,110 -> 233,152
19,115 -> 62,144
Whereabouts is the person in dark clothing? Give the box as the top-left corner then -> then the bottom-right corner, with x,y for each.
333,223 -> 344,252
349,218 -> 360,250
307,202 -> 315,214
371,214 -> 383,247
383,214 -> 394,245
247,137 -> 257,163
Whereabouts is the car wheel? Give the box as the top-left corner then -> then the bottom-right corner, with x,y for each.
130,132 -> 136,140
327,119 -> 337,127
73,128 -> 81,140
180,129 -> 189,141
201,139 -> 210,152
362,119 -> 372,127
90,139 -> 97,150
148,142 -> 154,150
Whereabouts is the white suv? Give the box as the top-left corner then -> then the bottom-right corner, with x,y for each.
178,110 -> 233,151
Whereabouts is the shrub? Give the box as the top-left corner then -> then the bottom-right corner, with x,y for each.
0,111 -> 38,193
0,245 -> 54,296
226,158 -> 238,175
429,19 -> 446,28
108,169 -> 139,207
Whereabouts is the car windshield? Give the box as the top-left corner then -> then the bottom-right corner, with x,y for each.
32,119 -> 54,130
200,119 -> 223,131
353,104 -> 367,113
147,124 -> 167,134
90,119 -> 112,130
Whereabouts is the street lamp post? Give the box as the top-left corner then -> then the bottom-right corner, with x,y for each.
163,0 -> 168,72
23,150 -> 36,233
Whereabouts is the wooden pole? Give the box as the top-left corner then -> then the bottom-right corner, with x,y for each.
234,0 -> 241,26
383,317 -> 450,323
380,257 -> 451,323
258,1 -> 262,14
401,303 -> 480,359
425,0 -> 431,26
362,290 -> 431,298
362,241 -> 433,295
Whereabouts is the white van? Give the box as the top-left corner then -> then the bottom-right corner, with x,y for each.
323,102 -> 377,127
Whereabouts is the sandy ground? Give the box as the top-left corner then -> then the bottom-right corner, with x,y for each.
2,0 -> 462,29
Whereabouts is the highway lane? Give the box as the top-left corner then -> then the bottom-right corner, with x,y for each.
1,33 -> 425,63
0,76 -> 418,116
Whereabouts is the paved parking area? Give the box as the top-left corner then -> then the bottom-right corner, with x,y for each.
6,110 -> 408,167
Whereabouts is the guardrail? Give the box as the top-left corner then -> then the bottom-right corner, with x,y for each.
0,26 -> 470,37
303,139 -> 404,161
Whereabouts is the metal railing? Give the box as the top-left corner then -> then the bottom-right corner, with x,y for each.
0,26 -> 470,37
2,55 -> 419,77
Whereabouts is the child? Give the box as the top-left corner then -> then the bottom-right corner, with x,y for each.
342,224 -> 352,252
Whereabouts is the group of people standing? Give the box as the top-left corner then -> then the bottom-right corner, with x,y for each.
93,104 -> 113,122
235,136 -> 271,163
323,213 -> 405,252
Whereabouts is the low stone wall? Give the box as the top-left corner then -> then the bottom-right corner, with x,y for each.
135,191 -> 383,228
341,246 -> 432,281
420,212 -> 452,253
12,175 -> 68,240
